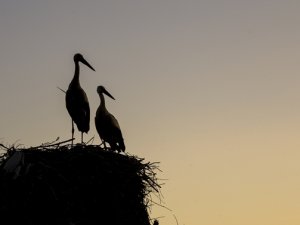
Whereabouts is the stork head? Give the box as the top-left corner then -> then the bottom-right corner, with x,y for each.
97,86 -> 115,100
74,53 -> 95,71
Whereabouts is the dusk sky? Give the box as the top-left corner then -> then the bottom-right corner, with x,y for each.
1,1 -> 300,224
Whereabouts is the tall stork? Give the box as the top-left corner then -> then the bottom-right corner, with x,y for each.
66,53 -> 95,145
95,86 -> 125,152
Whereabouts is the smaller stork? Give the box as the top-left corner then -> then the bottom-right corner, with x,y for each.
95,86 -> 125,152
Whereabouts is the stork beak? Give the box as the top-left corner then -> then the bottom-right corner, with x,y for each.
81,58 -> 96,71
103,88 -> 115,100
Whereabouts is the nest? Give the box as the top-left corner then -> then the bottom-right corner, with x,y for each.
0,140 -> 161,225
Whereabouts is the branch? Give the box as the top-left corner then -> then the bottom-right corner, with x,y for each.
57,86 -> 66,94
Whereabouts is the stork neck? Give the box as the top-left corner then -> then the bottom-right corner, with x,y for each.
99,93 -> 106,108
71,61 -> 80,84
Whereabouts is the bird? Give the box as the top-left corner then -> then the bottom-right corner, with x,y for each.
66,53 -> 95,145
95,85 -> 125,152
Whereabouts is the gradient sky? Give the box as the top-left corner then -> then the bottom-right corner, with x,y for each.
1,1 -> 300,224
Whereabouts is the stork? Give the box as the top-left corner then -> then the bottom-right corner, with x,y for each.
66,53 -> 95,145
95,86 -> 125,152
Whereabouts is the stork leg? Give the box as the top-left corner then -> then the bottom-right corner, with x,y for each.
71,120 -> 74,147
81,132 -> 83,144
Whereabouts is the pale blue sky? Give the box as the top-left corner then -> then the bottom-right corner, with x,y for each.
1,1 -> 300,224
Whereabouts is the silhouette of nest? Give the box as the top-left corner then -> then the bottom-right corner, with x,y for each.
0,139 -> 161,225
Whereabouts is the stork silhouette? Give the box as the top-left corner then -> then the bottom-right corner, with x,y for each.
95,86 -> 125,152
66,53 -> 95,145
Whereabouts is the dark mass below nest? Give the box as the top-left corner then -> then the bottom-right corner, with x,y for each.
0,142 -> 161,225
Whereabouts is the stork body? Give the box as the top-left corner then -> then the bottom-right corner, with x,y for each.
95,86 -> 125,152
66,53 -> 95,145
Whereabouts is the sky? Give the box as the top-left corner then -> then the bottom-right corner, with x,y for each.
1,0 -> 300,224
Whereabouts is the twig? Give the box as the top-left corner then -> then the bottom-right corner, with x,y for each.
57,86 -> 66,94
41,137 -> 60,146
0,144 -> 9,150
35,138 -> 74,148
151,200 -> 172,212
86,136 -> 95,145
173,214 -> 179,225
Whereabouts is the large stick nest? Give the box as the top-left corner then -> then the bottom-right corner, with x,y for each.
0,140 -> 161,225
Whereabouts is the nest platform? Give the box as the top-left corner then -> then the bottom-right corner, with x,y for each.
0,142 -> 160,225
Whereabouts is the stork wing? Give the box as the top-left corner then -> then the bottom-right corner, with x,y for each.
107,114 -> 125,151
66,88 -> 90,132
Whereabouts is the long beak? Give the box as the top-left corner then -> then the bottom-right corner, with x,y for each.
81,58 -> 96,71
103,88 -> 115,100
